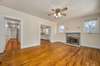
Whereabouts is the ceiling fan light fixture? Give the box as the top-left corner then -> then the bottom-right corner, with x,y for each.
58,12 -> 62,17
48,7 -> 67,18
53,12 -> 62,18
53,13 -> 56,16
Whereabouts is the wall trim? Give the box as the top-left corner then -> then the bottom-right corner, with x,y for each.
21,43 -> 40,49
80,44 -> 100,49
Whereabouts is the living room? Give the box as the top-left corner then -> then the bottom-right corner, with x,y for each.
0,0 -> 100,66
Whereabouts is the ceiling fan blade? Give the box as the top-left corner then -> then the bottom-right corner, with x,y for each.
51,9 -> 55,11
61,13 -> 66,16
48,13 -> 54,16
62,7 -> 68,11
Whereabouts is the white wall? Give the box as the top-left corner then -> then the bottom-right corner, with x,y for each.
0,5 -> 57,53
0,16 -> 6,53
52,33 -> 66,43
64,19 -> 82,33
81,33 -> 100,48
62,14 -> 100,49
80,14 -> 100,49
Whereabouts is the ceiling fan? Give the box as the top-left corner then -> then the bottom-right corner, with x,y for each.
48,7 -> 68,18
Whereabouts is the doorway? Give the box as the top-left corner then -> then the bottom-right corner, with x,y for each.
40,25 -> 51,45
4,17 -> 21,53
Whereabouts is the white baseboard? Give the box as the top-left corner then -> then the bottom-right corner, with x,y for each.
0,43 -> 40,53
80,44 -> 100,49
64,43 -> 80,47
21,43 -> 40,49
0,50 -> 4,53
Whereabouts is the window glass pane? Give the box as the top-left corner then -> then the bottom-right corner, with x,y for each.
84,20 -> 96,33
59,25 -> 64,32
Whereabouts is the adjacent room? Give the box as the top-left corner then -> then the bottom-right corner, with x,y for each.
0,0 -> 100,66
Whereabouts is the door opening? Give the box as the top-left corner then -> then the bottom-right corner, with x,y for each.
4,17 -> 21,53
40,25 -> 51,45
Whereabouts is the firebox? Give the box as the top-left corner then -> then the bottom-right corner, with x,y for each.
66,33 -> 80,45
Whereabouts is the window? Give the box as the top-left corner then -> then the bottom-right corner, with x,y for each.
59,25 -> 65,32
84,20 -> 96,33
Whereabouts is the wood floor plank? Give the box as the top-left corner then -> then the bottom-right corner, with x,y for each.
0,42 -> 100,66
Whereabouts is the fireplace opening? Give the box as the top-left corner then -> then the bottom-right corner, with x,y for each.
66,33 -> 80,45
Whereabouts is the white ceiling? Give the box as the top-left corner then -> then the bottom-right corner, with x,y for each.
0,0 -> 100,22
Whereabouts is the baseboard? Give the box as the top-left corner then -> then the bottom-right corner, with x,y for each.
0,50 -> 4,53
51,40 -> 66,43
64,43 -> 81,47
21,43 -> 40,49
80,44 -> 100,49
64,43 -> 100,49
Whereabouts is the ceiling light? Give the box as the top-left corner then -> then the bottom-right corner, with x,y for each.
48,7 -> 68,18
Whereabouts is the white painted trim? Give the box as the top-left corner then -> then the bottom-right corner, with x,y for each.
21,43 -> 40,48
0,43 -> 40,53
0,49 -> 4,53
64,43 -> 81,47
81,44 -> 100,49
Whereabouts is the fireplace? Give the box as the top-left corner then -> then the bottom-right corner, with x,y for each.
66,33 -> 80,45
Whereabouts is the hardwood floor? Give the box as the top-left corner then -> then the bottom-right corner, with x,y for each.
0,42 -> 100,66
